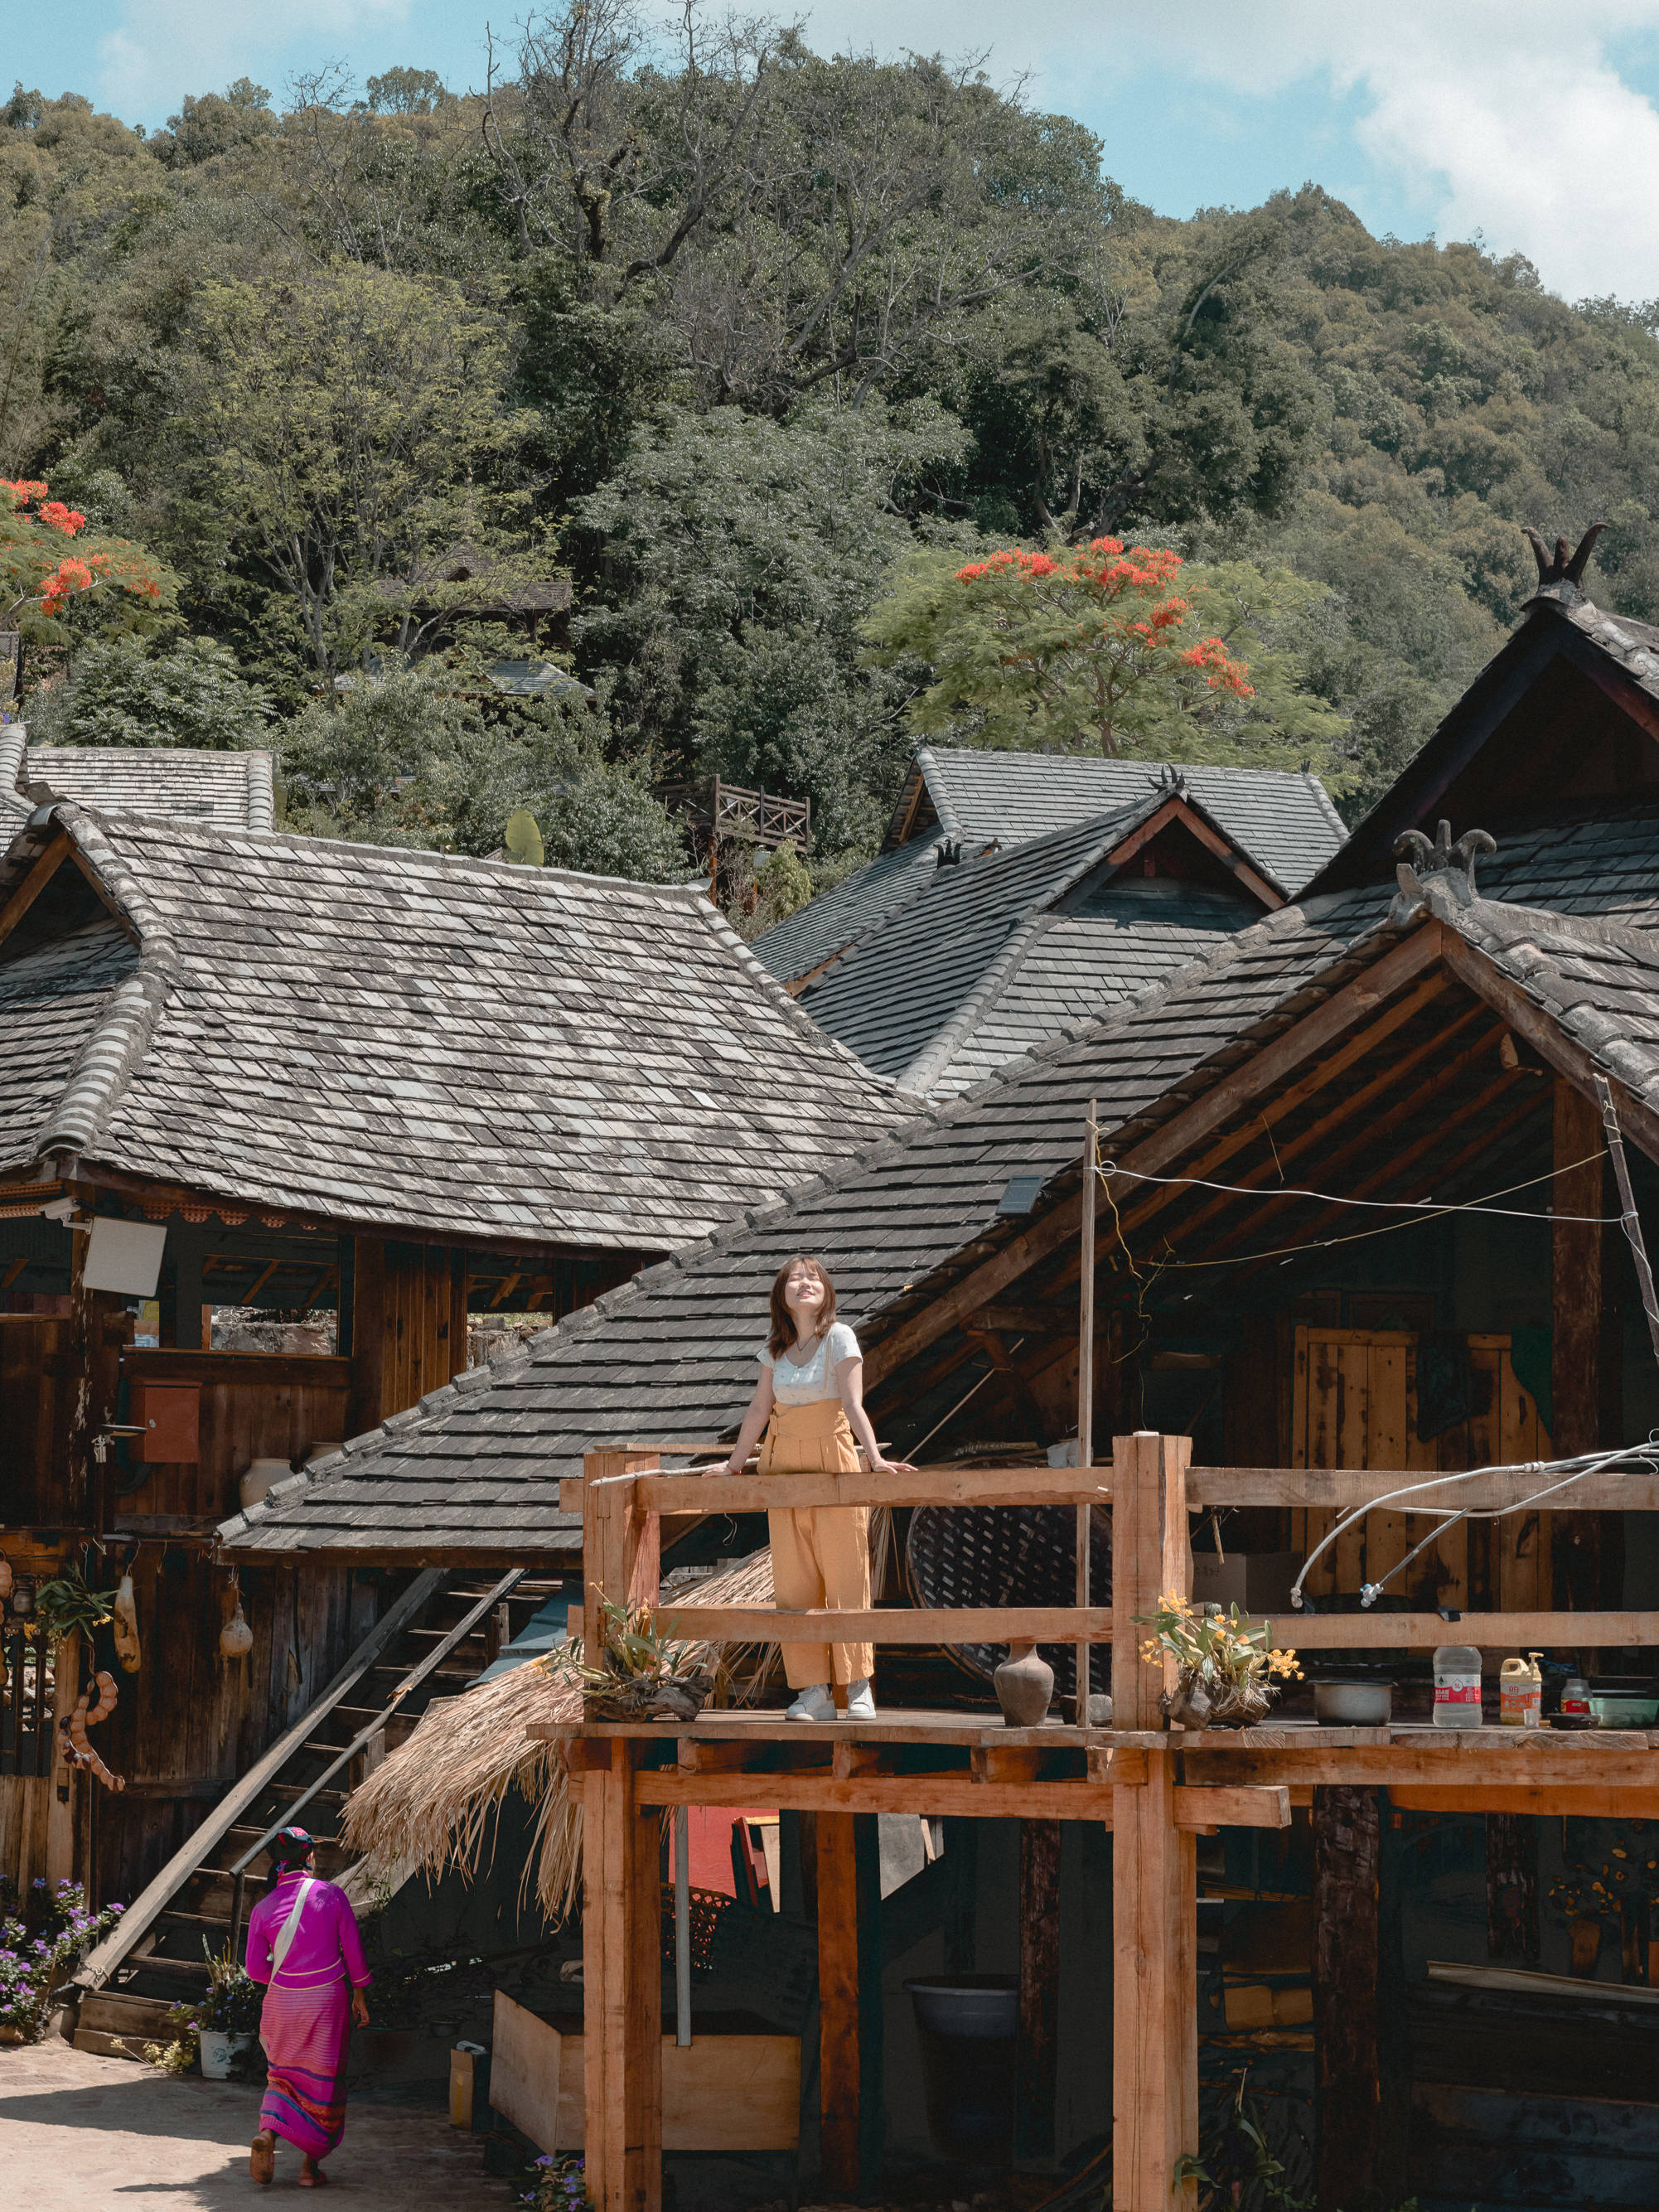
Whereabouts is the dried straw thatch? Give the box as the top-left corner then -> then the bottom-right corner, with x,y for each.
341,1548 -> 777,1924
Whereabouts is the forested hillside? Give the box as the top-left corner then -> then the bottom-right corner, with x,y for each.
5,21 -> 1659,893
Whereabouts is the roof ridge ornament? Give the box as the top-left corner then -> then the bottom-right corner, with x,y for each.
1522,521 -> 1605,594
1389,820 -> 1497,925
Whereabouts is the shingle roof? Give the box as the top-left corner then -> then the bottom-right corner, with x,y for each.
793,793 -> 1267,1099
752,745 -> 1344,988
220,869 -> 1659,1561
0,728 -> 274,831
914,747 -> 1345,895
0,805 -> 910,1250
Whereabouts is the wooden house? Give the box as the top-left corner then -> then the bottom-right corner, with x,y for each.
752,742 -> 1347,992
0,724 -> 275,833
244,535 -> 1659,2207
0,797 -> 903,2046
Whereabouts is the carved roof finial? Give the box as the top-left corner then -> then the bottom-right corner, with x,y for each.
1522,521 -> 1606,589
1390,820 -> 1497,925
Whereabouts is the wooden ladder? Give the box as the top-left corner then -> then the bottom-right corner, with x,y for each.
70,1566 -> 539,2056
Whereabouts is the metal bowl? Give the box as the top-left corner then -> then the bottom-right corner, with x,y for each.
1313,1680 -> 1393,1726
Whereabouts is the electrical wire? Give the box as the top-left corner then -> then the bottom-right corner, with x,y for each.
1099,1147 -> 1616,1224
1287,1438 -> 1659,1611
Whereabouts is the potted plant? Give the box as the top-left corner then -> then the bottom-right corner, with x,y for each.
1138,1593 -> 1302,1730
164,1942 -> 264,2078
551,1595 -> 711,1722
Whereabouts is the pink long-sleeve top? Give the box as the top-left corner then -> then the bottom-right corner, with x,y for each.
245,1870 -> 373,1994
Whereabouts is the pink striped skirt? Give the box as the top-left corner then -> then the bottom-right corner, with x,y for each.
259,1979 -> 351,2159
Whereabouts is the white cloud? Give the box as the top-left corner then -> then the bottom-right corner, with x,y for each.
801,0 -> 1659,298
96,0 -> 410,123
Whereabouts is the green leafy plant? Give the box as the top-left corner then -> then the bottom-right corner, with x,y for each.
549,1594 -> 711,1719
523,2151 -> 591,2210
146,1942 -> 263,2071
0,1880 -> 124,2042
33,1568 -> 120,1651
1138,1593 -> 1303,1697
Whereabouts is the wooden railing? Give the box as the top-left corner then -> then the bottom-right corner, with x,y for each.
575,1445 -> 1659,1673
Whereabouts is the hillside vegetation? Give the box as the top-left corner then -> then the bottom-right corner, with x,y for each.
4,31 -> 1657,887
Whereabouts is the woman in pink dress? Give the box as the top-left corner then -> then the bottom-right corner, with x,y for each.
245,1826 -> 372,2187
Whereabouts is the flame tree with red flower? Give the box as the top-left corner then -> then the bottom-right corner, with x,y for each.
863,535 -> 1346,769
0,480 -> 176,699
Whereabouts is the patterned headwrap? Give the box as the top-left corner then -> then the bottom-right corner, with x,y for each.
268,1826 -> 315,1874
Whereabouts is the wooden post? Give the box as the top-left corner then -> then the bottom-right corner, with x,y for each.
64,1195 -> 126,1531
45,1627 -> 81,1890
1015,1818 -> 1061,2162
1552,1077 -> 1604,1618
581,1448 -> 664,2212
1076,1099 -> 1097,1726
1486,1812 -> 1540,1962
815,1811 -> 860,2197
1112,1433 -> 1197,2210
1313,1786 -> 1380,2209
854,1813 -> 884,2197
583,1740 -> 662,2212
350,1234 -> 386,1435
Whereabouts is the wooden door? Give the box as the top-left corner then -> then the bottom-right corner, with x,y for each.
1291,1329 -> 1552,1609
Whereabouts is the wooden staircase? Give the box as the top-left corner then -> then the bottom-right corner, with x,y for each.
71,1567 -> 559,2056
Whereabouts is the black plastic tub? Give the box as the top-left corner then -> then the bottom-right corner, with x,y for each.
904,1975 -> 1018,2165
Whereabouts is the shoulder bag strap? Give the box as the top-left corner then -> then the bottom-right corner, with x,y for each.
271,1877 -> 317,1972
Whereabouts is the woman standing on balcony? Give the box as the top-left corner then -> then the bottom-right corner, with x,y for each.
720,1256 -> 913,1721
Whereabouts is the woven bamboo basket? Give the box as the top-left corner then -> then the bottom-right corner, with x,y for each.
904,1501 -> 1113,1701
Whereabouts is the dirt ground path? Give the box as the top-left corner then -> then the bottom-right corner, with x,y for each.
0,2039 -> 509,2210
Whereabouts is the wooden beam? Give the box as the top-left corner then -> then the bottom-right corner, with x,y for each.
1174,1785 -> 1291,1832
1243,1609 -> 1659,1648
636,1769 -> 1122,1820
1486,1811 -> 1540,1962
1016,1821 -> 1061,2161
655,1605 -> 1113,1645
349,1234 -> 385,1433
1313,1786 -> 1381,2209
583,1740 -> 662,2212
1553,1074 -> 1605,1617
583,1454 -> 661,1666
1393,1786 -> 1659,1818
816,1812 -> 859,2198
1187,1465 -> 1659,1512
633,1467 -> 1114,1513
863,927 -> 1447,1384
0,827 -> 70,951
1183,1742 -> 1659,1788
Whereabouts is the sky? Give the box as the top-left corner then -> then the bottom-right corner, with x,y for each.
12,0 -> 1659,302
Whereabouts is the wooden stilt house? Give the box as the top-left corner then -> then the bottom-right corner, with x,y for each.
244,534 -> 1659,2209
0,798 -> 903,2049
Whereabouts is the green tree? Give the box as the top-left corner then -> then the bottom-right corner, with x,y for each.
24,635 -> 271,748
863,535 -> 1347,770
173,266 -> 534,679
277,666 -> 685,879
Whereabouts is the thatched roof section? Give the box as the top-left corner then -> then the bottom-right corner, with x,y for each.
341,1549 -> 776,1921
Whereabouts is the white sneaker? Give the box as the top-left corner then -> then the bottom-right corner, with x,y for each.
786,1683 -> 835,1721
844,1679 -> 877,1720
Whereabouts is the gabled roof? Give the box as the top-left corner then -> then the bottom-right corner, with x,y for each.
0,726 -> 275,832
753,744 -> 1345,988
796,787 -> 1274,1097
219,854 -> 1659,1562
0,805 -> 909,1251
1308,587 -> 1659,897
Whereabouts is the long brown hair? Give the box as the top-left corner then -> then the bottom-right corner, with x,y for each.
768,1256 -> 837,1360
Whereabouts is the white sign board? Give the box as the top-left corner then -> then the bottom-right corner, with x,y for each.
82,1217 -> 168,1298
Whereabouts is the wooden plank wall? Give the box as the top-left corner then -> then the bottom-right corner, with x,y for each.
1291,1329 -> 1552,1609
89,1555 -> 382,1905
380,1242 -> 467,1418
0,1316 -> 70,1520
0,1775 -> 51,1895
118,1350 -> 352,1527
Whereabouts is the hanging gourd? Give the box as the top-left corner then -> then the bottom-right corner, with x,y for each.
60,1668 -> 123,1793
0,1551 -> 12,1606
112,1572 -> 142,1674
220,1572 -> 253,1660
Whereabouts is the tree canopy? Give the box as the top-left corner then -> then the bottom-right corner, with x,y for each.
5,34 -> 1659,880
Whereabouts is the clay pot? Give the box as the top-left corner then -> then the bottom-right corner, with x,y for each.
993,1638 -> 1054,1728
220,1601 -> 253,1659
239,1458 -> 292,1511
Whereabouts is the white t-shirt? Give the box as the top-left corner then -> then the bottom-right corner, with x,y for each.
760,1321 -> 861,1406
